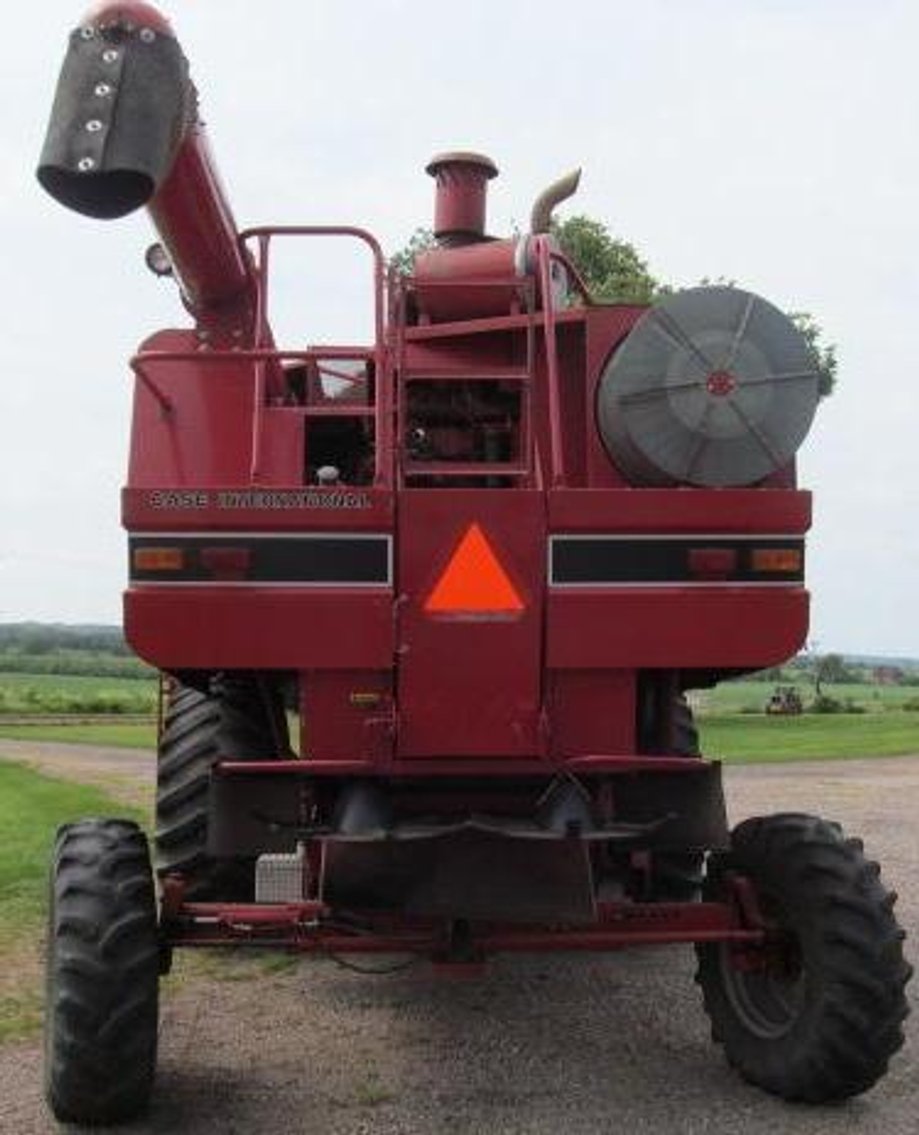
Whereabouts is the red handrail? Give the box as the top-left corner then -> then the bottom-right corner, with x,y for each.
132,224 -> 392,487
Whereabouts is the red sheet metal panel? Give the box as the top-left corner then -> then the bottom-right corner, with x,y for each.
548,488 -> 812,534
301,670 -> 394,764
396,490 -> 545,759
128,331 -> 296,487
124,588 -> 393,669
547,587 -> 809,669
548,669 -> 636,758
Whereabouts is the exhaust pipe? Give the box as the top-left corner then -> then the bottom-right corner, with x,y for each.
37,1 -> 253,321
529,168 -> 581,234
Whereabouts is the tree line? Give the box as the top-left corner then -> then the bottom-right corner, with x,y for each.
0,624 -> 152,678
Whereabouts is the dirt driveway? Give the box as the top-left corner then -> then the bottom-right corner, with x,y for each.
1,744 -> 917,1134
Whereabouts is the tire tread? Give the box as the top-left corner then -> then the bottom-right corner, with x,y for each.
45,819 -> 158,1125
696,812 -> 912,1102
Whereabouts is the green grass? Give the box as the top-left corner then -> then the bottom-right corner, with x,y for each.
0,722 -> 155,748
700,713 -> 919,763
0,672 -> 147,691
0,761 -> 145,1043
0,670 -> 157,716
692,679 -> 919,761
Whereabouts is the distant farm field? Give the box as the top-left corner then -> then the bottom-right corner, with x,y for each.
0,671 -> 157,716
697,679 -> 919,715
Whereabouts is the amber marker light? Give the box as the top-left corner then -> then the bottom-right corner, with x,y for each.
133,546 -> 184,572
751,548 -> 803,574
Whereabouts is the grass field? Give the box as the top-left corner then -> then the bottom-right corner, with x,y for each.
0,761 -> 144,1042
687,679 -> 919,760
0,671 -> 157,716
699,713 -> 919,763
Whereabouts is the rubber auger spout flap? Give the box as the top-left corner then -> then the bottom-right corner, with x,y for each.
37,4 -> 188,219
37,1 -> 253,318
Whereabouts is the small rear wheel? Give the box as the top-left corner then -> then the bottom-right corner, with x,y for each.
697,812 -> 912,1102
45,818 -> 159,1125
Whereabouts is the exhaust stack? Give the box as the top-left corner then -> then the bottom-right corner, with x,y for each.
37,1 -> 253,322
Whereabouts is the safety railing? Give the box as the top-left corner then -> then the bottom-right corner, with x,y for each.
131,225 -> 393,487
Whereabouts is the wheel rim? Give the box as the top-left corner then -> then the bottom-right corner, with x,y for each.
721,899 -> 806,1040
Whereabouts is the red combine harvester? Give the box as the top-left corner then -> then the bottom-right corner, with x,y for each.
38,2 -> 910,1124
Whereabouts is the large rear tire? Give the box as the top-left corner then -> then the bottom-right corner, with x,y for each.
45,819 -> 159,1125
155,674 -> 287,898
697,812 -> 912,1101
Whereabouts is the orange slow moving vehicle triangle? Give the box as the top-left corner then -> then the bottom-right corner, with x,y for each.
424,523 -> 524,614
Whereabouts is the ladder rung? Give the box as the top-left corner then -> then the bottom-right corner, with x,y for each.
302,405 -> 375,418
401,366 -> 531,382
404,461 -> 529,478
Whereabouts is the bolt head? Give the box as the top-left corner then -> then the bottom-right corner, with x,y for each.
94,82 -> 113,97
102,48 -> 119,63
706,370 -> 737,397
77,157 -> 96,172
139,27 -> 156,43
85,119 -> 104,133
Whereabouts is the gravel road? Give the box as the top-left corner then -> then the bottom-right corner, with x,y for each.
1,743 -> 917,1134
0,738 -> 153,808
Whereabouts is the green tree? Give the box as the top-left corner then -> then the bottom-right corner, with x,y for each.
815,653 -> 854,686
787,311 -> 837,397
552,215 -> 658,303
389,227 -> 434,277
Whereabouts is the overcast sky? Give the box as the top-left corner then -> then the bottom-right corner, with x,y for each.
2,0 -> 917,657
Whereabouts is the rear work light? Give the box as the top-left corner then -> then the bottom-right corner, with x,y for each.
132,546 -> 184,572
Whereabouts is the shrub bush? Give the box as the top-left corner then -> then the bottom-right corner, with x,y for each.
809,694 -> 866,715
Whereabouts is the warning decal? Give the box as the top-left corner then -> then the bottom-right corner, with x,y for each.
424,523 -> 524,614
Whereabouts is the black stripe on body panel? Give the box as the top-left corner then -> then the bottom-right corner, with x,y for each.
130,534 -> 391,585
550,536 -> 805,585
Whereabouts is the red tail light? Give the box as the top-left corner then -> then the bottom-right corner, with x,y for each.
199,546 -> 252,581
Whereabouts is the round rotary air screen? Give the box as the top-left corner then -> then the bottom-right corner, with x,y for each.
596,286 -> 821,487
